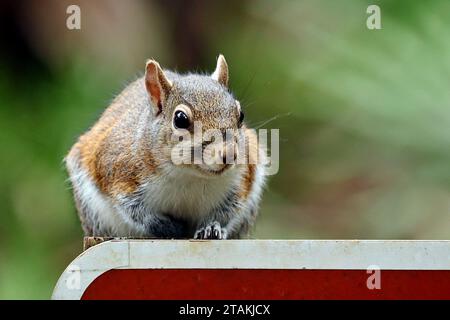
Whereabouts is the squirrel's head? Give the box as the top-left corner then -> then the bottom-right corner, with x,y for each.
144,55 -> 246,177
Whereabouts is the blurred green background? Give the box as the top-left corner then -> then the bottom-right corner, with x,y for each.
1,0 -> 450,299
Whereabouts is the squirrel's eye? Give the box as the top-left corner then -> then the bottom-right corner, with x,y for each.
174,110 -> 190,129
238,111 -> 244,125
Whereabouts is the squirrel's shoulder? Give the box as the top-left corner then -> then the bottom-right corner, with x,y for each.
66,76 -> 157,196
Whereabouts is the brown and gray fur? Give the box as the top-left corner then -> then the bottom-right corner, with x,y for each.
65,55 -> 266,239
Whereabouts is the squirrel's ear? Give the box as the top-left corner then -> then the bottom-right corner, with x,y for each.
211,54 -> 229,87
145,59 -> 173,113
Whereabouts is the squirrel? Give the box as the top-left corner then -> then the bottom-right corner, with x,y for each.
65,54 -> 266,239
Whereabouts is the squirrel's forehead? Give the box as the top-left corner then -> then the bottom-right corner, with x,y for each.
172,77 -> 234,108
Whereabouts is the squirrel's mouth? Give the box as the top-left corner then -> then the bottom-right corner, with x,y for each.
195,163 -> 233,176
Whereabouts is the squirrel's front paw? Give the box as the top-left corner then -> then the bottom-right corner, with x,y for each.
194,221 -> 227,240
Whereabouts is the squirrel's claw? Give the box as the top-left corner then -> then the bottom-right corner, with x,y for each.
194,221 -> 227,240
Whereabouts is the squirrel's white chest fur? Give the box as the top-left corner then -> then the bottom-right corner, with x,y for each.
142,164 -> 243,219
